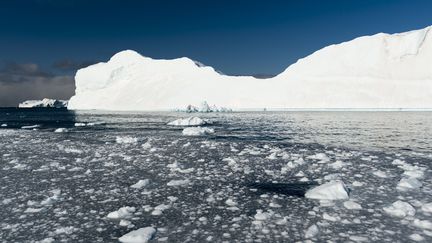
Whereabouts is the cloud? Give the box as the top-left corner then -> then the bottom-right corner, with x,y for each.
52,59 -> 98,71
0,62 -> 75,107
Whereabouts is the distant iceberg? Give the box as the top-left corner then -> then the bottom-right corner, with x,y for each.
176,101 -> 232,113
68,26 -> 432,111
19,98 -> 68,108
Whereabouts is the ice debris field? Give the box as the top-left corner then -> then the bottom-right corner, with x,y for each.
1,109 -> 432,242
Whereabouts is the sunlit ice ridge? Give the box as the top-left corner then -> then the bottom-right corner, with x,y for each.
68,26 -> 432,111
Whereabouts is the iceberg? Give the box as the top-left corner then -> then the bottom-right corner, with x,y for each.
19,98 -> 68,108
68,26 -> 432,111
167,117 -> 208,126
182,127 -> 215,136
305,180 -> 349,200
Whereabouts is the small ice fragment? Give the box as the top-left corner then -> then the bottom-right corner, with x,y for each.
54,128 -> 68,133
167,117 -> 207,126
305,180 -> 349,200
343,200 -> 362,210
305,224 -> 319,238
167,179 -> 190,186
421,202 -> 432,213
413,219 -> 432,230
383,200 -> 415,218
397,177 -> 422,191
116,136 -> 138,144
130,179 -> 150,189
182,127 -> 214,136
106,206 -> 136,219
409,234 -> 424,242
21,125 -> 40,129
225,199 -> 237,206
118,227 -> 156,243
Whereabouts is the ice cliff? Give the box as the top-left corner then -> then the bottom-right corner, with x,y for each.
19,98 -> 68,108
68,26 -> 432,110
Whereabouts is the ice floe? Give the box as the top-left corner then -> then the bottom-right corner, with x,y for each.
182,127 -> 214,136
167,117 -> 208,126
305,180 -> 349,200
118,227 -> 156,243
106,206 -> 136,219
383,200 -> 415,218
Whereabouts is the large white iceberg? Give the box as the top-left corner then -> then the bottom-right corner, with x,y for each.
68,26 -> 432,111
19,98 -> 68,108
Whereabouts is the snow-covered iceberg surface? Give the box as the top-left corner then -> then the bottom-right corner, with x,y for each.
68,26 -> 432,111
19,98 -> 68,108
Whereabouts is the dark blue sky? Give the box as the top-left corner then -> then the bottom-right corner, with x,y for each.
0,0 -> 431,106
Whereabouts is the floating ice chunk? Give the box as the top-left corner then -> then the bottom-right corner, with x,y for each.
254,210 -> 270,221
397,177 -> 422,191
21,125 -> 40,129
372,170 -> 389,178
54,226 -> 77,235
343,200 -> 362,210
329,160 -> 345,169
74,122 -> 87,127
225,199 -> 237,207
24,207 -> 43,213
151,204 -> 171,216
323,213 -> 340,222
116,136 -> 138,144
383,201 -> 415,218
403,169 -> 424,179
409,234 -> 425,242
182,127 -> 214,136
421,202 -> 432,213
413,219 -> 432,230
305,180 -> 349,200
167,179 -> 190,186
40,189 -> 62,206
118,227 -> 156,243
130,179 -> 150,189
119,219 -> 132,227
1,123 -> 7,127
349,236 -> 369,242
307,153 -> 330,162
106,206 -> 136,219
54,128 -> 68,133
167,117 -> 207,126
305,224 -> 319,238
38,237 -> 55,243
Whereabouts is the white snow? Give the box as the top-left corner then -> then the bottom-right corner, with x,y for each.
130,179 -> 150,189
118,227 -> 156,243
167,117 -> 207,126
182,127 -> 214,136
19,98 -> 68,108
106,206 -> 136,219
68,26 -> 432,111
383,200 -> 415,218
305,180 -> 349,200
